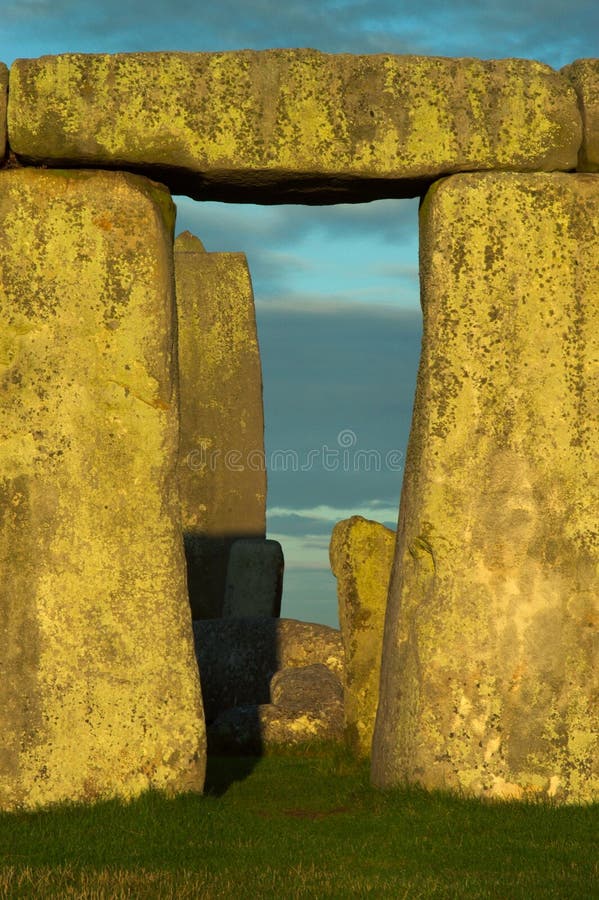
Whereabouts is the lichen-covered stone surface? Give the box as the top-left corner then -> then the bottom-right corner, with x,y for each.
193,617 -> 344,723
562,59 -> 599,170
0,169 -> 206,811
8,52 -> 581,203
372,172 -> 599,804
270,663 -> 344,712
0,63 -> 7,161
208,664 -> 344,754
175,231 -> 266,618
330,516 -> 396,757
223,538 -> 284,617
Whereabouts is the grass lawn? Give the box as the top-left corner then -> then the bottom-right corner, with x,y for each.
1,744 -> 596,898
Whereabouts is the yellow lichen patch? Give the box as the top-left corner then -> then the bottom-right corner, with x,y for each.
330,516 -> 396,757
0,169 -> 205,812
372,173 -> 599,805
8,52 -> 581,201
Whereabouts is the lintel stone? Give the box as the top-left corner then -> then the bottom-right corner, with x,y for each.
8,51 -> 581,203
562,59 -> 599,171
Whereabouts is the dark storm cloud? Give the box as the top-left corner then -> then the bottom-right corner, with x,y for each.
2,0 -> 596,68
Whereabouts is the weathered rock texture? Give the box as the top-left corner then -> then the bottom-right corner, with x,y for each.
193,617 -> 344,723
330,516 -> 396,757
208,664 -> 344,754
223,538 -> 283,617
0,168 -> 206,811
372,172 -> 599,804
562,59 -> 599,171
8,52 -> 580,203
175,231 -> 266,619
0,63 -> 7,160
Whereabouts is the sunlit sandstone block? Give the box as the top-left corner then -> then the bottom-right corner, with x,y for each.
0,63 -> 7,160
562,59 -> 599,171
371,173 -> 599,804
330,516 -> 395,757
0,169 -> 206,811
175,231 -> 266,619
8,52 -> 581,203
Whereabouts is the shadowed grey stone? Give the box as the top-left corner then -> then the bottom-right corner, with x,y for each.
175,231 -> 266,619
0,64 -> 6,160
223,538 -> 284,618
207,701 -> 345,755
193,617 -> 344,723
209,664 -> 344,755
0,169 -> 206,811
8,52 -> 581,203
372,172 -> 599,804
562,59 -> 599,170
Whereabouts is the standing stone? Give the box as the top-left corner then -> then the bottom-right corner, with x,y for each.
175,231 -> 266,618
9,52 -> 580,203
330,517 -> 396,757
562,60 -> 599,171
223,538 -> 284,618
372,173 -> 599,804
0,169 -> 206,811
0,63 -> 6,160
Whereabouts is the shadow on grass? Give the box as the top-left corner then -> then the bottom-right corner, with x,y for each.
204,753 -> 261,797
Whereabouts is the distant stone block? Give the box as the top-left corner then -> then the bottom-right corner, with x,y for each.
0,169 -> 205,811
270,663 -> 343,712
562,59 -> 599,170
8,52 -> 581,203
330,516 -> 395,757
209,664 -> 344,754
372,172 -> 599,804
223,539 -> 284,618
193,617 -> 344,723
175,231 -> 266,619
0,63 -> 6,160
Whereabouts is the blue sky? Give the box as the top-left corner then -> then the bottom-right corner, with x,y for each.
1,2 -> 595,626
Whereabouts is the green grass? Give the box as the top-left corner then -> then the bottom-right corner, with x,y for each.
1,744 -> 597,898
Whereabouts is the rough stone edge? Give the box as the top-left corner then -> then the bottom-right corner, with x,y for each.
0,63 -> 7,162
561,59 -> 599,171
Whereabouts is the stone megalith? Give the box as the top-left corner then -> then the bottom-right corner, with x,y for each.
372,173 -> 599,804
175,231 -> 266,619
0,63 -> 7,160
330,516 -> 396,757
8,52 -> 580,203
0,169 -> 206,811
223,538 -> 284,618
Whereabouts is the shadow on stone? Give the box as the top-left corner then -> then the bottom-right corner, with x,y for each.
193,617 -> 345,791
